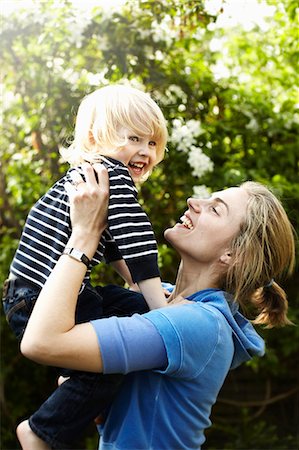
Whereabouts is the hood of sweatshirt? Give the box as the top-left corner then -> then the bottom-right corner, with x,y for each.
163,283 -> 265,370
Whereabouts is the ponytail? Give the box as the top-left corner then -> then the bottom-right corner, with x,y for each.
251,281 -> 293,328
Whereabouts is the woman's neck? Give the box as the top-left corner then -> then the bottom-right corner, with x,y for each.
171,260 -> 221,299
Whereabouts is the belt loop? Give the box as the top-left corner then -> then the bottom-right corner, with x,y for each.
2,279 -> 9,300
2,278 -> 15,300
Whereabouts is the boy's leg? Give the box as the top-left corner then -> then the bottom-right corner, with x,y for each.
99,284 -> 149,318
28,371 -> 123,449
17,420 -> 50,450
15,283 -> 147,448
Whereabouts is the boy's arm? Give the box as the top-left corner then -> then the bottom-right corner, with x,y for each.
111,260 -> 168,309
138,277 -> 168,309
110,259 -> 139,291
105,163 -> 167,308
106,164 -> 161,283
110,261 -> 168,307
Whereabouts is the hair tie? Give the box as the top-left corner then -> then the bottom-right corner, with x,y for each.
264,278 -> 274,289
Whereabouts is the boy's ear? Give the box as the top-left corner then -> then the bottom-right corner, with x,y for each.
89,131 -> 96,145
219,251 -> 232,266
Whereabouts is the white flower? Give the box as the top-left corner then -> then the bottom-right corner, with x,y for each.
62,68 -> 81,86
211,61 -> 231,80
85,69 -> 110,86
209,37 -> 225,52
246,117 -> 259,132
170,119 -> 205,152
170,119 -> 214,179
151,18 -> 177,45
187,146 -> 214,178
193,185 -> 211,199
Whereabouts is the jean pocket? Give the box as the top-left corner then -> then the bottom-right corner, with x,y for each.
3,290 -> 38,340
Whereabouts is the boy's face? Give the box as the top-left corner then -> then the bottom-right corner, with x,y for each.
115,128 -> 158,182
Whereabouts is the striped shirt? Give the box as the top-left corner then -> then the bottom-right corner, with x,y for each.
10,157 -> 160,288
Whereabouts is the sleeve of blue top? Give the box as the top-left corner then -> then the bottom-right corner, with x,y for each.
90,314 -> 167,374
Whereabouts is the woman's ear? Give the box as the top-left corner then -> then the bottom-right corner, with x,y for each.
219,251 -> 232,266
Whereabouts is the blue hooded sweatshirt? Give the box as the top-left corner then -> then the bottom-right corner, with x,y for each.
91,287 -> 265,450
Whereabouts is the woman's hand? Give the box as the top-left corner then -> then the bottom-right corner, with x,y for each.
65,162 -> 109,259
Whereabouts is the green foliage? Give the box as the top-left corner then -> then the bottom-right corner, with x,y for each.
1,0 -> 298,448
205,414 -> 298,449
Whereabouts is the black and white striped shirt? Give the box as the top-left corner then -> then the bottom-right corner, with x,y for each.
10,157 -> 160,288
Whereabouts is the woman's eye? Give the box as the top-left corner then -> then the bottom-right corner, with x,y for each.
211,206 -> 219,215
129,136 -> 139,142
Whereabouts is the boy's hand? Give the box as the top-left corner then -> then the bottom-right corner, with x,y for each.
163,288 -> 171,298
128,283 -> 141,293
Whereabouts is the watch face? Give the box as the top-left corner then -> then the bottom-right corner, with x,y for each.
63,247 -> 89,267
71,248 -> 83,259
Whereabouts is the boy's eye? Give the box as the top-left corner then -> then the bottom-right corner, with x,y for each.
129,136 -> 139,142
149,140 -> 157,146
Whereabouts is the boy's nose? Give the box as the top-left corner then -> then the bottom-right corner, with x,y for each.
138,143 -> 150,156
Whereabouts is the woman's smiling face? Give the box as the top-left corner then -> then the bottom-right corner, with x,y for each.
164,187 -> 249,264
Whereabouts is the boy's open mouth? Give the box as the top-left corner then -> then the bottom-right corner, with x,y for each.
129,162 -> 146,175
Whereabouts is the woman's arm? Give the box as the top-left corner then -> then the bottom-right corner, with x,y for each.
20,163 -> 109,372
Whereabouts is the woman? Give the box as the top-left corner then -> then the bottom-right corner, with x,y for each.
18,163 -> 295,450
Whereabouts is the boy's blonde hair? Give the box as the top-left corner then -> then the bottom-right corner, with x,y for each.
61,84 -> 168,167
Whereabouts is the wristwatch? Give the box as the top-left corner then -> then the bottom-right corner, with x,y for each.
62,247 -> 90,268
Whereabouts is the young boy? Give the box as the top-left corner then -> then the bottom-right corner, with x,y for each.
3,84 -> 168,449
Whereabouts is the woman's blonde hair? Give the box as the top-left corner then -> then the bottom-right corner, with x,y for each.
61,84 -> 168,167
224,181 -> 296,328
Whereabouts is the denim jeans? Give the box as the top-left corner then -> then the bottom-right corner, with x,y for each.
2,277 -> 40,340
2,278 -> 148,449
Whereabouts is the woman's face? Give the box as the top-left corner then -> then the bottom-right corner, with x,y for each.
164,187 -> 249,264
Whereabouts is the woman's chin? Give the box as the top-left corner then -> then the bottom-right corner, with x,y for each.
164,226 -> 179,244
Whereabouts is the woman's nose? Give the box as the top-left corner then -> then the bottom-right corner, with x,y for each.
187,197 -> 202,212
